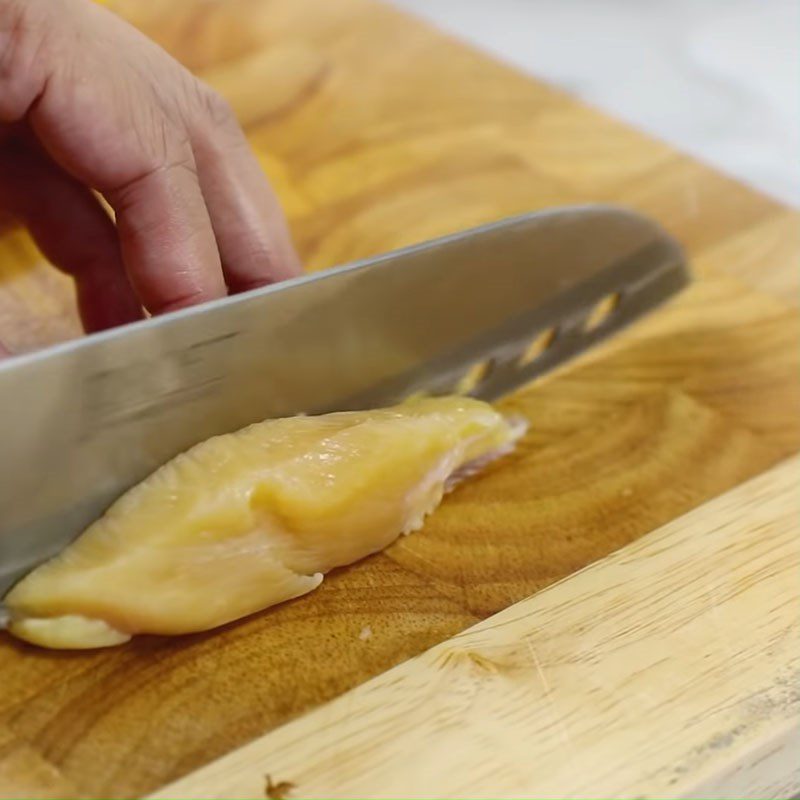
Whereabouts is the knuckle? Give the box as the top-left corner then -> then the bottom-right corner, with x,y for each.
0,0 -> 49,117
146,146 -> 199,186
110,118 -> 197,207
165,149 -> 199,181
136,109 -> 195,174
196,83 -> 236,129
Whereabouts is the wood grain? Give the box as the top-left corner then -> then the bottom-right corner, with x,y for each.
0,0 -> 798,797
698,210 -> 800,305
0,724 -> 79,800
152,455 -> 800,800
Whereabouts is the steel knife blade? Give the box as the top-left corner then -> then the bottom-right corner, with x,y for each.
0,204 -> 689,593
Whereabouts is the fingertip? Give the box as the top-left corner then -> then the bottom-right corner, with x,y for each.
274,236 -> 304,280
189,108 -> 303,291
149,284 -> 227,316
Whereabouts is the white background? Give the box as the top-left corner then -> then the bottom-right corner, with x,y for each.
390,0 -> 800,208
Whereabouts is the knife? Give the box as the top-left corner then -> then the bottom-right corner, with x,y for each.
0,204 -> 689,594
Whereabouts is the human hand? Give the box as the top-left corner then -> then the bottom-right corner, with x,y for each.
0,0 -> 301,352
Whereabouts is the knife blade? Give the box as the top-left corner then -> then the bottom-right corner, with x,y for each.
0,204 -> 689,593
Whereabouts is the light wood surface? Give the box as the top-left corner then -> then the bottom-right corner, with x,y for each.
152,454 -> 800,800
0,0 -> 798,797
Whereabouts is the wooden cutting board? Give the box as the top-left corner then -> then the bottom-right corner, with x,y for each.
0,1 -> 798,798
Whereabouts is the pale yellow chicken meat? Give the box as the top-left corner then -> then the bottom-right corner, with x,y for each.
2,397 -> 523,649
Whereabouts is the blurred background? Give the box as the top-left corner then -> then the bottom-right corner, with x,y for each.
391,0 -> 800,208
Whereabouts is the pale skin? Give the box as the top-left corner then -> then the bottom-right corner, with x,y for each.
0,0 -> 301,356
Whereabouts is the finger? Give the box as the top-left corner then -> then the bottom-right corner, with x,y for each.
0,140 -> 144,332
0,341 -> 10,359
189,88 -> 302,293
15,0 -> 228,317
98,132 -> 228,315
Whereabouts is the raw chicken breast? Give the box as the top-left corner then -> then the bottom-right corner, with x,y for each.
3,397 -> 524,649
